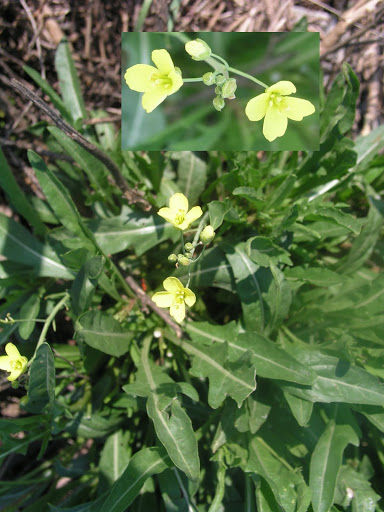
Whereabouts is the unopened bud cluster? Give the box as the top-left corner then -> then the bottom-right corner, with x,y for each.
203,73 -> 237,112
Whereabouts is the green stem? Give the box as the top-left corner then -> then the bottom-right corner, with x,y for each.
227,66 -> 268,88
183,77 -> 204,83
211,53 -> 229,70
180,231 -> 185,255
29,293 -> 70,365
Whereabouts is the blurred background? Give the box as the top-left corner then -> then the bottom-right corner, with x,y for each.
122,31 -> 320,151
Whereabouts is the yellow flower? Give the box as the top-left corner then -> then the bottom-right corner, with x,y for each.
152,277 -> 196,323
245,81 -> 315,142
158,193 -> 202,231
124,49 -> 183,113
0,343 -> 28,382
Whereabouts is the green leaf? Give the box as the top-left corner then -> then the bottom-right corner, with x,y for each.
99,430 -> 131,487
232,186 -> 264,208
75,310 -> 132,357
26,342 -> 55,413
0,147 -> 46,236
28,150 -> 95,245
208,200 -> 232,230
283,392 -> 313,426
309,405 -> 360,512
168,332 -> 256,409
264,174 -> 296,211
71,256 -> 105,317
0,213 -> 72,279
66,411 -> 123,439
284,266 -> 345,287
175,151 -> 207,206
247,435 -> 311,512
0,416 -> 45,462
223,242 -> 266,332
18,293 -> 41,340
310,207 -> 361,234
97,447 -> 170,512
48,126 -> 111,199
280,348 -> 384,406
335,465 -> 380,511
245,236 -> 293,267
55,38 -> 86,123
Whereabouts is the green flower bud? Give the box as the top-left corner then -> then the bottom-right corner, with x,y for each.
214,86 -> 222,95
184,242 -> 194,251
178,255 -> 191,266
203,72 -> 215,86
222,78 -> 237,99
11,380 -> 20,389
185,39 -> 211,61
200,225 -> 215,244
213,96 -> 225,112
215,74 -> 226,86
168,253 -> 177,262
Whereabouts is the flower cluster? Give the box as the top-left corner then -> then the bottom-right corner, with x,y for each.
152,193 -> 215,323
124,38 -> 316,142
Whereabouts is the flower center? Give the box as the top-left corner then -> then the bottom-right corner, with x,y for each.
151,72 -> 173,89
174,209 -> 186,225
174,291 -> 185,304
10,359 -> 22,370
269,92 -> 283,108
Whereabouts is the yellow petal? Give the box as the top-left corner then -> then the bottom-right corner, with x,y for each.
267,81 -> 296,96
169,193 -> 188,213
184,206 -> 203,226
5,343 -> 20,359
184,289 -> 196,307
283,97 -> 315,121
157,207 -> 175,224
0,356 -> 12,372
168,69 -> 184,94
124,64 -> 157,92
245,93 -> 268,121
142,89 -> 167,113
163,277 -> 184,293
263,105 -> 288,142
152,291 -> 174,308
170,302 -> 186,323
152,49 -> 174,75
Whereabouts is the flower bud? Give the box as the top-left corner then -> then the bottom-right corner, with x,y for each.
221,78 -> 237,99
168,253 -> 177,262
178,254 -> 191,266
184,242 -> 194,251
203,72 -> 215,86
214,86 -> 222,95
185,39 -> 211,61
200,225 -> 215,244
213,96 -> 225,112
215,74 -> 226,86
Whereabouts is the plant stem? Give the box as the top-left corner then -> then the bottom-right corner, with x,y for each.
227,66 -> 268,88
211,53 -> 229,70
183,77 -> 204,83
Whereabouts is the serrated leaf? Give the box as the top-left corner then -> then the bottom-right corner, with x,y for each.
0,213 -> 73,279
309,405 -> 360,512
169,333 -> 256,409
97,447 -> 170,512
26,342 -> 55,413
75,310 -> 132,357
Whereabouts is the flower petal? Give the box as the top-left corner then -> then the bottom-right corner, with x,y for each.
163,277 -> 184,293
142,89 -> 168,113
0,356 -> 12,372
184,206 -> 203,226
157,207 -> 175,224
5,343 -> 20,359
167,69 -> 184,94
124,64 -> 157,92
283,97 -> 315,121
245,93 -> 268,121
169,193 -> 188,213
152,49 -> 174,75
184,289 -> 196,307
170,302 -> 186,323
267,81 -> 296,96
152,291 -> 174,308
263,105 -> 288,142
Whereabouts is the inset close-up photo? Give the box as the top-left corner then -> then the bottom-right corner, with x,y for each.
122,32 -> 320,151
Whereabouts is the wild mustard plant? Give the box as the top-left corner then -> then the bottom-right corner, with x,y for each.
124,38 -> 316,142
153,193 -> 215,323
